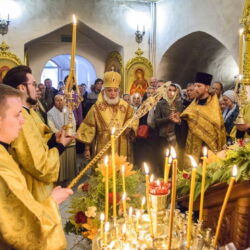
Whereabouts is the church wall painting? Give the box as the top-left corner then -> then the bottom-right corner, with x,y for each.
125,55 -> 153,96
104,51 -> 124,90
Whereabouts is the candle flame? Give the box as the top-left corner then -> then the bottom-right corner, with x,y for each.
63,107 -> 67,113
188,155 -> 198,168
109,241 -> 115,248
105,222 -> 110,232
232,165 -> 237,177
141,196 -> 146,206
111,127 -> 116,135
122,224 -> 127,234
144,162 -> 149,174
150,174 -> 154,182
136,210 -> 141,218
104,155 -> 108,166
170,146 -> 176,159
129,207 -> 133,216
156,179 -> 160,186
239,74 -> 243,81
239,28 -> 244,35
72,14 -> 77,24
122,192 -> 127,201
203,147 -> 208,157
168,155 -> 173,164
166,148 -> 169,157
100,213 -> 105,221
121,164 -> 125,173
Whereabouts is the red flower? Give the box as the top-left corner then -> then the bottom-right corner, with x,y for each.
238,139 -> 245,147
108,193 -> 121,204
75,211 -> 87,224
82,183 -> 89,192
183,173 -> 190,179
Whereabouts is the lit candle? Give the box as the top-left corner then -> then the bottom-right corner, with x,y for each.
168,147 -> 177,250
187,156 -> 198,248
164,149 -> 170,182
70,14 -> 77,71
122,223 -> 127,241
136,210 -> 141,233
104,156 -> 109,222
104,221 -> 110,246
122,192 -> 127,217
111,127 -> 117,221
128,206 -> 133,224
100,213 -> 104,240
121,164 -> 126,194
144,163 -> 150,213
141,196 -> 146,211
239,28 -> 244,75
213,166 -> 237,247
199,147 -> 207,222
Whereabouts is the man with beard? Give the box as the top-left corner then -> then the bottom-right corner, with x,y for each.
77,71 -> 137,161
170,72 -> 226,168
3,65 -> 72,203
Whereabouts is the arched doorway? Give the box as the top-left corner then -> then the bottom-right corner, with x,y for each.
41,54 -> 97,89
157,31 -> 239,88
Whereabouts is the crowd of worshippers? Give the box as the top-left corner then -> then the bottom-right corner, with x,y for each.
31,72 -> 246,180
0,65 -> 249,249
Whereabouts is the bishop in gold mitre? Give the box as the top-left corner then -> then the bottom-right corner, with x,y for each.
77,71 -> 138,161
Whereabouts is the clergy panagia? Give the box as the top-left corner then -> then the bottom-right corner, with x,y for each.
0,84 -> 72,250
77,71 -> 138,161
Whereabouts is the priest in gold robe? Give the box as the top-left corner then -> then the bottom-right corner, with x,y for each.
0,84 -> 72,249
171,72 -> 226,167
3,66 -> 73,202
77,71 -> 138,161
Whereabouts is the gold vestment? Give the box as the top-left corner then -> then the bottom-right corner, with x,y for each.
181,94 -> 226,167
77,93 -> 138,160
0,145 -> 66,250
10,108 -> 60,202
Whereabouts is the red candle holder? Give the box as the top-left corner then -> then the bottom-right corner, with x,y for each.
149,181 -> 171,195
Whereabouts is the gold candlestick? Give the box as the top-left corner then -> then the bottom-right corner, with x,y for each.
164,149 -> 170,182
104,156 -> 109,222
122,192 -> 127,217
100,213 -> 104,240
187,156 -> 198,248
199,147 -> 207,222
111,127 -> 117,221
121,164 -> 126,194
239,28 -> 244,75
213,166 -> 237,247
168,147 -> 177,250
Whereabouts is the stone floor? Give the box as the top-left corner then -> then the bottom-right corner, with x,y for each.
59,153 -> 92,250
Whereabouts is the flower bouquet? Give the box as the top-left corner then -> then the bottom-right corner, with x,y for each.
64,154 -> 144,240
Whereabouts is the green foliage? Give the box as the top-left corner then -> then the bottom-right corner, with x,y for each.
177,143 -> 250,201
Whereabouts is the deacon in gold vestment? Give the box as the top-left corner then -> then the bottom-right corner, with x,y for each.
0,84 -> 72,249
171,72 -> 226,167
77,71 -> 138,161
3,66 -> 73,203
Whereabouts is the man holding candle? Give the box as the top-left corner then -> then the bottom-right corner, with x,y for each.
3,65 -> 73,202
77,71 -> 138,161
170,72 -> 226,167
0,84 -> 73,249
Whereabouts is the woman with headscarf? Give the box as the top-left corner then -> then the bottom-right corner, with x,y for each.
222,90 -> 239,144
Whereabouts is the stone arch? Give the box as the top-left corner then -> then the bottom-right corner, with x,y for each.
24,20 -> 123,84
157,31 -> 238,89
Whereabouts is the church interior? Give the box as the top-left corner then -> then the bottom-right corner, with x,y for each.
1,0 -> 250,249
